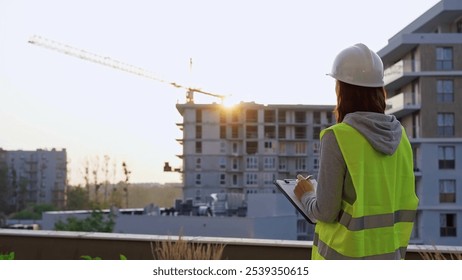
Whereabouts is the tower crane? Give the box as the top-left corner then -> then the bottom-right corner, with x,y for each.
28,35 -> 227,103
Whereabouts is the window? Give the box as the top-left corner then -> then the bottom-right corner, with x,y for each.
195,157 -> 201,169
232,174 -> 238,186
246,156 -> 258,170
313,158 -> 319,170
411,51 -> 417,72
295,127 -> 306,139
326,111 -> 334,124
264,141 -> 275,153
457,20 -> 462,33
295,111 -> 306,123
245,173 -> 258,185
232,142 -> 238,154
295,158 -> 307,171
231,125 -> 239,139
297,220 -> 308,235
278,126 -> 286,139
246,125 -> 258,139
220,126 -> 226,139
413,146 -> 421,171
219,157 -> 226,169
279,158 -> 287,170
436,47 -> 453,70
437,80 -> 454,103
295,142 -> 307,154
439,180 -> 456,203
196,125 -> 202,139
408,212 -> 420,240
246,141 -> 258,154
278,110 -> 286,123
437,113 -> 454,137
264,126 -> 276,139
264,110 -> 276,122
313,127 -> 321,140
438,146 -> 455,169
313,142 -> 320,154
313,111 -> 321,124
263,173 -> 275,185
220,141 -> 226,153
440,213 -> 457,237
231,110 -> 239,122
412,113 -> 420,139
279,142 -> 286,154
232,158 -> 239,170
219,173 -> 226,185
219,111 -> 226,123
263,157 -> 276,170
246,109 -> 258,122
196,110 -> 202,123
195,173 -> 202,185
195,141 -> 202,154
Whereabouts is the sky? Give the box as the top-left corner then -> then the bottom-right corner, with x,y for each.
0,0 -> 441,185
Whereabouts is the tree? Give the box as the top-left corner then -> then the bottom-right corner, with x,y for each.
122,162 -> 131,208
10,204 -> 56,220
70,156 -> 133,209
54,209 -> 115,232
66,186 -> 90,210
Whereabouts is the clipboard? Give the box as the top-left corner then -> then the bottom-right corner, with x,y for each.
274,178 -> 317,224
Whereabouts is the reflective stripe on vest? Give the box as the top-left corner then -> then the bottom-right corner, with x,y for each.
312,123 -> 419,260
338,209 -> 417,231
313,232 -> 408,260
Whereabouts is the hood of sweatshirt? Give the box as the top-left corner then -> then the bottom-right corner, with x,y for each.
343,112 -> 403,155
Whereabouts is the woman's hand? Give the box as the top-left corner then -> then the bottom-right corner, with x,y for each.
294,174 -> 315,200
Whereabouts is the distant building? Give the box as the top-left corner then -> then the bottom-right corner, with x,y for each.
175,102 -> 335,240
378,0 -> 462,246
41,193 -> 299,240
0,149 -> 8,215
3,148 -> 67,211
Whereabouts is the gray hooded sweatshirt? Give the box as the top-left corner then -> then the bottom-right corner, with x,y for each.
301,111 -> 403,223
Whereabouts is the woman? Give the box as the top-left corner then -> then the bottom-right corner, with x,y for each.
294,43 -> 419,260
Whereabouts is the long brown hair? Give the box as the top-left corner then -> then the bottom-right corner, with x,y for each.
334,80 -> 387,123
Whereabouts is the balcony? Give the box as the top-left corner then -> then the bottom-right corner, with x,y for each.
384,60 -> 420,91
386,92 -> 420,118
1,229 -> 460,260
384,57 -> 462,92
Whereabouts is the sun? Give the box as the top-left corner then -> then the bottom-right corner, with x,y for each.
221,95 -> 240,109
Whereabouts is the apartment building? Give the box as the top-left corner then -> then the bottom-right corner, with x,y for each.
3,148 -> 67,211
0,149 -> 8,214
378,0 -> 462,246
176,102 -> 334,240
176,102 -> 334,199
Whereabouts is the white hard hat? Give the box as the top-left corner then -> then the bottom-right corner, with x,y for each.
328,43 -> 384,87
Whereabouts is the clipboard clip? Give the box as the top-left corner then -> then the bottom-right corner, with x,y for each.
283,175 -> 313,184
283,179 -> 296,184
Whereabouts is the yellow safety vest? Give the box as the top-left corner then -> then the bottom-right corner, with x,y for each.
312,123 -> 419,260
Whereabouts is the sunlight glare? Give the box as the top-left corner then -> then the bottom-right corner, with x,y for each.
221,94 -> 241,109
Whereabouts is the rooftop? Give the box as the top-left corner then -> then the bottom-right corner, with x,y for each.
1,229 -> 461,260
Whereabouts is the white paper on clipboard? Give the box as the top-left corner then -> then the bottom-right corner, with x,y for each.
274,178 -> 317,224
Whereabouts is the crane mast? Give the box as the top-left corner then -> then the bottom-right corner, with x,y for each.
28,35 -> 226,103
